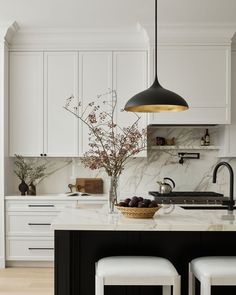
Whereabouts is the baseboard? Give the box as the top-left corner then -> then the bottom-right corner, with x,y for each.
0,257 -> 5,268
6,261 -> 54,268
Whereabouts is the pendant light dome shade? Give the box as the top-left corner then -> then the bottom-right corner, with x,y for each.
124,0 -> 189,113
124,79 -> 189,113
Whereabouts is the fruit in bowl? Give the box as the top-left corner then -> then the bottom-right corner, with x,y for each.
118,197 -> 158,208
116,196 -> 161,219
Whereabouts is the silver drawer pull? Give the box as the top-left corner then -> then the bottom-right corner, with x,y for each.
28,247 -> 54,250
28,223 -> 51,226
28,205 -> 55,207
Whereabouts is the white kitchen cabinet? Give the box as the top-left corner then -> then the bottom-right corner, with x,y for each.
5,197 -> 106,262
150,46 -> 231,124
113,51 -> 148,156
79,51 -> 148,156
10,52 -> 79,157
220,50 -> 236,157
6,237 -> 54,261
229,51 -> 236,155
6,212 -> 57,236
9,50 -> 149,157
78,51 -> 112,155
5,199 -> 75,261
9,52 -> 44,156
44,52 -> 78,156
113,51 -> 148,129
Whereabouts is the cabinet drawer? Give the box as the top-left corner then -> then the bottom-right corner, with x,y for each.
6,237 -> 54,261
6,212 -> 57,236
6,200 -> 77,212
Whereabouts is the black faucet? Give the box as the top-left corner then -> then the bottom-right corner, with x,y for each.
213,162 -> 235,211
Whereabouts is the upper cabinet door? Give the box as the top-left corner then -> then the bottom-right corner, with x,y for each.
79,51 -> 112,155
44,52 -> 78,156
221,51 -> 236,157
151,46 -> 231,124
113,51 -> 148,128
113,51 -> 148,155
9,52 -> 44,156
229,51 -> 236,155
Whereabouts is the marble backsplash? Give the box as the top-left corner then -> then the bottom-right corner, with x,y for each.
8,150 -> 236,198
7,127 -> 235,197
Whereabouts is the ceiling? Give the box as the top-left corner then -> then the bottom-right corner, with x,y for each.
0,0 -> 236,30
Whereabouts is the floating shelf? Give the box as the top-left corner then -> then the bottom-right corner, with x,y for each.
150,145 -> 220,150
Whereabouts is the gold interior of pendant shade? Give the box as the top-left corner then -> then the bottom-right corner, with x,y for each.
125,104 -> 189,113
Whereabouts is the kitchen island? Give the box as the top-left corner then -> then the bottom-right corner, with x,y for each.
52,206 -> 236,295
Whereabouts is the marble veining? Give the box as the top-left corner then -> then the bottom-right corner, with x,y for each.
51,205 -> 236,231
8,127 -> 236,198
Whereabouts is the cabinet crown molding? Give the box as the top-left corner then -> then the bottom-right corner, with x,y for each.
9,23 -> 236,50
140,23 -> 236,46
0,22 -> 18,47
9,25 -> 148,51
232,35 -> 236,51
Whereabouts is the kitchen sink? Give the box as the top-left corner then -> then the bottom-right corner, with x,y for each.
180,206 -> 236,210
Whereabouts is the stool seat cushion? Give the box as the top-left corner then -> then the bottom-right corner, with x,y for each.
96,256 -> 178,277
191,256 -> 236,279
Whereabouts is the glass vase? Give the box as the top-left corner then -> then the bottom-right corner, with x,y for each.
28,182 -> 36,196
108,175 -> 119,214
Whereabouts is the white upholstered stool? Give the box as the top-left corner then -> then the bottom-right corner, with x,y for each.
95,256 -> 181,295
189,256 -> 236,295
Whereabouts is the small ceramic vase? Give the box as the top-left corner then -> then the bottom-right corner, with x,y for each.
18,180 -> 29,196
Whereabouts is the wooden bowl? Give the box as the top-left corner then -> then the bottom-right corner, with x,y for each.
115,205 -> 161,219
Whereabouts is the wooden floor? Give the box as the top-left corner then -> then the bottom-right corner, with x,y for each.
0,268 -> 53,295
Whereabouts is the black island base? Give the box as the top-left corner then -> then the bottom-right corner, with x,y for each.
55,230 -> 236,295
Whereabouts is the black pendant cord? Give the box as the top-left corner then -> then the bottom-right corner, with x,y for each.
154,0 -> 160,86
123,0 -> 189,111
155,0 -> 157,80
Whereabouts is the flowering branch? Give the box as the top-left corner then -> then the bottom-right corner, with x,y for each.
64,89 -> 147,177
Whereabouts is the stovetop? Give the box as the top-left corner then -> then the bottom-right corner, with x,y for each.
149,191 -> 226,204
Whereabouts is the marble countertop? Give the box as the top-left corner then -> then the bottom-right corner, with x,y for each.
51,205 -> 236,231
5,194 -> 107,201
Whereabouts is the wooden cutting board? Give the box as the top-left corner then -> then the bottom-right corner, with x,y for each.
76,178 -> 103,194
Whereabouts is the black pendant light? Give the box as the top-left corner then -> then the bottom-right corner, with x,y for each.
124,0 -> 189,113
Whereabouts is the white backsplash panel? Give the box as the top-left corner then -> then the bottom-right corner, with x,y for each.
7,126 -> 234,197
8,151 -> 236,199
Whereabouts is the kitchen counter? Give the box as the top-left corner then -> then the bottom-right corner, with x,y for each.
54,205 -> 236,295
5,194 -> 107,201
52,205 -> 236,231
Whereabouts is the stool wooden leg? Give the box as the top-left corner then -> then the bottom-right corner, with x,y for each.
95,275 -> 104,295
200,278 -> 211,295
189,264 -> 195,295
163,286 -> 171,295
173,276 -> 181,295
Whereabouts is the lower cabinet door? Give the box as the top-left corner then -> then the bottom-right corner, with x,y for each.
5,200 -> 77,211
6,237 -> 54,261
6,212 -> 57,236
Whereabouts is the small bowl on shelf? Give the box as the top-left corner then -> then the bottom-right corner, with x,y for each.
115,205 -> 161,219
